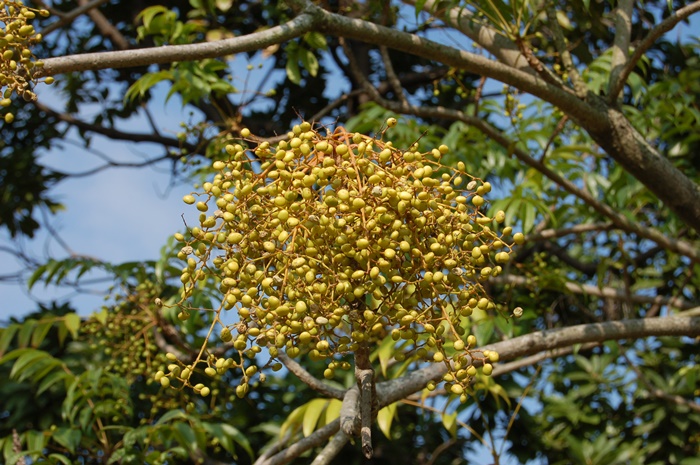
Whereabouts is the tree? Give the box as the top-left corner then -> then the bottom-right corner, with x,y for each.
1,0 -> 699,464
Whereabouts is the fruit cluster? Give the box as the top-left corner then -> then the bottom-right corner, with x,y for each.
82,281 -> 168,382
166,120 -> 523,400
0,0 -> 51,123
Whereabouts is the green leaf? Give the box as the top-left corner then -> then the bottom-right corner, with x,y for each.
137,5 -> 170,31
302,398 -> 328,437
27,264 -> 47,290
10,349 -> 49,379
63,313 -> 81,340
414,0 -> 428,17
223,423 -> 254,459
37,369 -> 71,395
377,403 -> 397,439
374,335 -> 395,377
299,49 -> 319,77
280,403 -> 307,440
286,58 -> 301,85
173,422 -> 198,452
156,409 -> 189,425
48,453 -> 73,465
441,411 -> 458,437
31,320 -> 53,348
324,399 -> 342,424
0,324 -> 19,357
17,319 -> 37,348
51,428 -> 81,454
303,32 -> 327,50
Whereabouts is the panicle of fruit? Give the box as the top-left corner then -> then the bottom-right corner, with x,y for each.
0,1 -> 52,123
164,120 -> 523,400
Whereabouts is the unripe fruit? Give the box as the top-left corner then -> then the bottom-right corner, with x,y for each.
482,363 -> 493,376
472,195 -> 485,207
386,117 -> 397,127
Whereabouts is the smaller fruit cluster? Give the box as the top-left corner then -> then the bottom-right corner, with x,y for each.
163,120 -> 523,402
0,1 -> 51,123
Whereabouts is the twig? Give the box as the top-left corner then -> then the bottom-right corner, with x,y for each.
77,0 -> 129,50
379,46 -> 407,105
278,354 -> 346,399
37,14 -> 317,77
426,438 -> 458,465
40,0 -> 111,36
546,4 -> 586,98
526,223 -> 614,241
621,348 -> 700,413
34,101 -> 198,153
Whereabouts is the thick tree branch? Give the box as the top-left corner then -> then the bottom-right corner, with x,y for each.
37,13 -> 316,76
404,0 -> 532,73
376,317 -> 700,407
609,0 -> 700,100
608,0 -> 633,99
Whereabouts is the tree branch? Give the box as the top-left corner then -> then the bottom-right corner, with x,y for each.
278,354 -> 346,399
40,0 -> 111,36
254,420 -> 340,465
545,4 -> 586,98
621,349 -> 700,413
526,223 -> 614,241
34,101 -> 198,153
77,0 -> 129,50
376,316 -> 700,407
310,431 -> 349,465
491,274 -> 694,310
608,0 -> 634,100
37,13 -> 316,76
609,0 -> 700,100
404,0 -> 532,73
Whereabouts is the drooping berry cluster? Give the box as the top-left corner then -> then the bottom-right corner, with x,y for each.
0,1 -> 51,123
165,121 -> 523,400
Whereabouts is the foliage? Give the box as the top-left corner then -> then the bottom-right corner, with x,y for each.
0,0 -> 699,464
